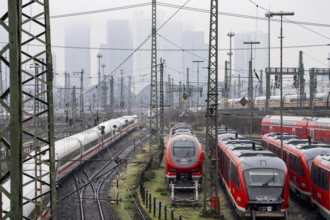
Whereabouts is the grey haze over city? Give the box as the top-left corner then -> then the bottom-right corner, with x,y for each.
1,0 -> 330,99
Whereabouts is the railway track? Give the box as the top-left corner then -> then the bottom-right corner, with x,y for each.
57,130 -> 149,219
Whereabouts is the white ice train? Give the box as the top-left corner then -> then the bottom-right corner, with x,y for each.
1,115 -> 138,219
219,92 -> 330,110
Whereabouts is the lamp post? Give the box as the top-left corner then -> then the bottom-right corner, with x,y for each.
101,64 -> 106,109
193,60 -> 204,131
96,53 -> 102,123
269,11 -> 294,159
265,13 -> 273,110
227,32 -> 235,98
244,41 -> 260,138
193,61 -> 204,109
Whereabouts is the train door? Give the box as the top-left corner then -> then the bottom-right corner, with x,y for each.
308,129 -> 315,142
292,128 -> 295,135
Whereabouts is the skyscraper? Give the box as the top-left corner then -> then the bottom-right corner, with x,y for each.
64,22 -> 91,90
102,20 -> 133,77
234,31 -> 267,97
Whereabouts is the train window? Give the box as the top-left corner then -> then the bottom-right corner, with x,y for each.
289,154 -> 305,176
283,151 -> 288,162
243,169 -> 284,187
220,150 -> 226,175
230,163 -> 240,189
173,141 -> 195,157
311,165 -> 317,184
0,148 -> 6,159
224,155 -> 230,182
312,166 -> 329,190
320,168 -> 329,190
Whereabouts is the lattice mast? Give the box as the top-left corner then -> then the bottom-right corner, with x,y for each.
159,59 -> 165,150
149,0 -> 159,159
202,0 -> 220,216
0,0 -> 56,218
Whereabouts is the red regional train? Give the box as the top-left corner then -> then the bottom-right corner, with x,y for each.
261,115 -> 330,144
311,155 -> 330,220
217,133 -> 289,219
261,133 -> 330,201
165,124 -> 203,185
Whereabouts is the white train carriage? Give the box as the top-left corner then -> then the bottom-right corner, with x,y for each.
1,115 -> 138,218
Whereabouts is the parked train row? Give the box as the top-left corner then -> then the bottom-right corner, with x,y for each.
261,132 -> 330,220
1,115 -> 138,219
262,115 -> 330,144
213,127 -> 289,219
219,92 -> 330,110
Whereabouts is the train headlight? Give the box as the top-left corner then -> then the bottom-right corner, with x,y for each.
192,167 -> 200,172
301,182 -> 306,187
169,167 -> 176,172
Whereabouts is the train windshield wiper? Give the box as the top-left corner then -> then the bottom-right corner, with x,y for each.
262,174 -> 275,186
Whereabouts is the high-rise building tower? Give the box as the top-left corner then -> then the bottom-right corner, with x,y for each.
234,32 -> 267,97
183,31 -> 208,84
102,20 -> 133,77
64,23 -> 91,90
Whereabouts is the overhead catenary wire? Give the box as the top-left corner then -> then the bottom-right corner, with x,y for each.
1,40 -> 326,52
246,0 -> 330,40
48,2 -> 330,29
28,0 -> 329,111
59,0 -> 192,111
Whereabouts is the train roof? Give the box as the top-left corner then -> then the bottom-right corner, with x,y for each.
219,135 -> 246,142
169,133 -> 199,142
314,155 -> 330,170
234,149 -> 286,171
217,133 -> 244,140
309,117 -> 330,123
263,115 -> 311,121
303,148 -> 330,163
222,139 -> 253,144
263,132 -> 290,137
227,143 -> 264,152
284,139 -> 309,145
264,132 -> 301,140
295,144 -> 330,150
273,135 -> 302,140
172,123 -> 192,129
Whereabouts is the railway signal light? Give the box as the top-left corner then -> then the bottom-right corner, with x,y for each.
182,93 -> 188,101
275,75 -> 280,88
293,75 -> 298,88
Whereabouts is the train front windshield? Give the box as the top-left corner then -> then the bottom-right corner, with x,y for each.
172,141 -> 196,157
244,169 -> 285,202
